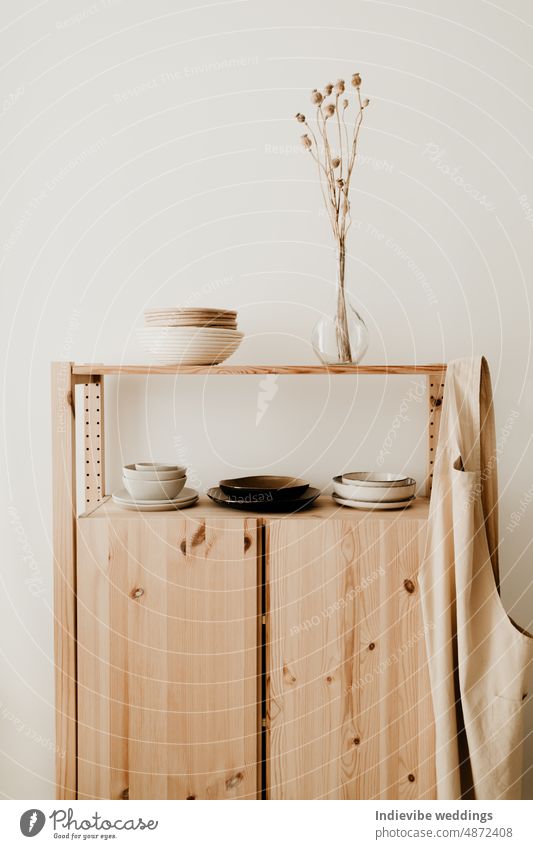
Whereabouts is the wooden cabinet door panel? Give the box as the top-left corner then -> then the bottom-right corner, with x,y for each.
266,516 -> 436,799
77,515 -> 259,800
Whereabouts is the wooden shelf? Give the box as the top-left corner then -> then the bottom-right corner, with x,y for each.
80,495 -> 430,522
72,363 -> 447,377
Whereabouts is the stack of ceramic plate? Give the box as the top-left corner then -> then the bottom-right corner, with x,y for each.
144,307 -> 238,329
138,307 -> 243,365
332,472 -> 416,510
113,462 -> 199,510
207,475 -> 321,513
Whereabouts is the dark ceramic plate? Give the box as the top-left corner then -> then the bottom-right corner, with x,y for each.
207,486 -> 321,513
218,475 -> 310,500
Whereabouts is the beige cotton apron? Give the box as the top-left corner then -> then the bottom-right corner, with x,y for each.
420,356 -> 533,800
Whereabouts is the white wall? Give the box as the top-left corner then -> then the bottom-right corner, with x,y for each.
1,0 -> 532,799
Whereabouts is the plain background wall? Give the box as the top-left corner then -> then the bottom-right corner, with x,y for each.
1,0 -> 532,799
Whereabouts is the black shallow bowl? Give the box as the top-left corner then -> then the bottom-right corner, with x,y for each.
218,475 -> 310,500
207,486 -> 321,513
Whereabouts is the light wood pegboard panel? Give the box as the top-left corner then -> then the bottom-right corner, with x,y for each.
82,379 -> 105,510
426,372 -> 446,496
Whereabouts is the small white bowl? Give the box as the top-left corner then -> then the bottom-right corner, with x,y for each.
340,471 -> 411,488
122,476 -> 186,501
135,462 -> 185,472
123,463 -> 187,481
333,475 -> 416,502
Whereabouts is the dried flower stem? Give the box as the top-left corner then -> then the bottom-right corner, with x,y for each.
318,106 -> 339,231
296,74 -> 370,361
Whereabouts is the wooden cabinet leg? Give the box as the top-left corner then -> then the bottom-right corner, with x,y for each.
51,362 -> 77,799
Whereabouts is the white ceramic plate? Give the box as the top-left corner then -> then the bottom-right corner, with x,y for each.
140,353 -> 241,362
144,320 -> 237,327
112,487 -> 199,511
138,343 -> 242,352
140,351 -> 236,356
333,475 -> 416,502
144,315 -> 237,323
332,493 -> 415,510
340,471 -> 412,487
142,350 -> 240,360
114,486 -> 197,504
141,355 -> 233,367
138,343 -> 242,351
137,327 -> 243,337
144,326 -> 237,331
140,342 -> 240,352
137,330 -> 242,338
140,356 -> 240,364
138,333 -> 243,340
144,317 -> 237,322
138,340 -> 242,349
144,307 -> 236,315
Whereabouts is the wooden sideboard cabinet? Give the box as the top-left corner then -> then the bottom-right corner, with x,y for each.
76,512 -> 260,800
266,507 -> 435,799
52,361 -> 445,799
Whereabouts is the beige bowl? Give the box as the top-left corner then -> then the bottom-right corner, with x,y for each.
135,462 -> 185,473
340,471 -> 411,487
122,475 -> 186,501
333,475 -> 416,502
124,463 -> 187,481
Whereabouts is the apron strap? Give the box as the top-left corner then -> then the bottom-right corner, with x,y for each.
479,356 -> 499,588
438,357 -> 499,587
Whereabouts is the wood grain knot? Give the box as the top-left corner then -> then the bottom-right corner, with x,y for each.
130,587 -> 145,600
283,664 -> 296,685
352,737 -> 360,746
326,675 -> 333,683
368,642 -> 376,651
186,794 -> 196,800
191,523 -> 206,547
180,539 -> 186,555
408,773 -> 415,782
244,534 -> 252,552
225,772 -> 244,790
403,578 -> 415,594
121,787 -> 129,800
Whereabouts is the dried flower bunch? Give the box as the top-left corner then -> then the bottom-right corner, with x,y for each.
295,73 -> 369,243
295,74 -> 370,362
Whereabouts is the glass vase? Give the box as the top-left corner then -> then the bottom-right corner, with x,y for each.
311,243 -> 369,365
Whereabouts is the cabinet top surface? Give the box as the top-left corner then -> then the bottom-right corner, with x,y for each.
71,363 -> 446,376
80,495 -> 430,522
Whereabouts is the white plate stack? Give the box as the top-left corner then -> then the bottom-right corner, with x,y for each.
138,307 -> 243,365
113,463 -> 199,511
331,472 -> 416,510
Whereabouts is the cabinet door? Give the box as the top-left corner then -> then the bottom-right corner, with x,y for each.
266,516 -> 436,799
77,514 -> 259,799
